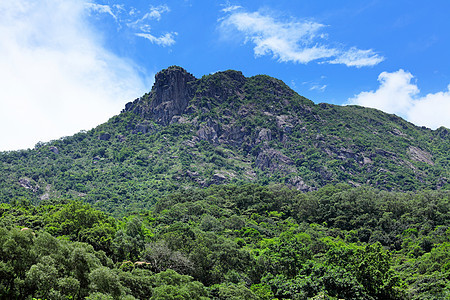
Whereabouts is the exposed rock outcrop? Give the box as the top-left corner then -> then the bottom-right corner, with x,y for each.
18,178 -> 39,192
408,146 -> 434,165
149,66 -> 196,125
49,146 -> 59,154
99,133 -> 111,141
123,66 -> 196,125
255,147 -> 295,173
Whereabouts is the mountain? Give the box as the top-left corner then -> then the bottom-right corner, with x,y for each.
1,66 -> 449,300
0,66 -> 448,215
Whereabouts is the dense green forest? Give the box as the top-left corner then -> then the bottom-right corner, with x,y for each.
1,67 -> 449,299
1,184 -> 449,299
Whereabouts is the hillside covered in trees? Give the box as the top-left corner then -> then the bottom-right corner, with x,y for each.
0,67 -> 449,299
1,184 -> 449,299
0,66 -> 449,216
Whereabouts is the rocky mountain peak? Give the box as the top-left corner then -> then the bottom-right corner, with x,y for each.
122,66 -> 197,125
153,66 -> 196,93
150,66 -> 197,125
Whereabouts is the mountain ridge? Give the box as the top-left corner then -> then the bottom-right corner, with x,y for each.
116,66 -> 448,189
0,66 -> 448,214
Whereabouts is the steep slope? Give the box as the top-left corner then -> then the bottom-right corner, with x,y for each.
0,66 -> 448,215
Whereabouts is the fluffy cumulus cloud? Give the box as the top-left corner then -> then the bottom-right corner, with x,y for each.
219,8 -> 384,67
0,0 -> 150,151
348,70 -> 450,129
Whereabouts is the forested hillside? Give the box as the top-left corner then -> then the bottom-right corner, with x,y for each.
0,66 -> 448,216
1,184 -> 449,299
0,66 -> 449,299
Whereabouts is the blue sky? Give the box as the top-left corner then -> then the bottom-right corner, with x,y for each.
1,0 -> 449,151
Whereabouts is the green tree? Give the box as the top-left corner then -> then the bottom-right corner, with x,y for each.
89,266 -> 124,299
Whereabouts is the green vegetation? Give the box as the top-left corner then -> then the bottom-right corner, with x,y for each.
0,68 -> 448,216
0,67 -> 449,298
0,184 -> 449,299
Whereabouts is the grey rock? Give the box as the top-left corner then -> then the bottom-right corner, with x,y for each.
49,146 -> 59,154
99,133 -> 111,141
150,66 -> 196,125
256,128 -> 272,143
18,178 -> 39,192
255,147 -> 294,173
133,121 -> 156,134
197,126 -> 218,143
288,176 -> 313,192
408,146 -> 434,165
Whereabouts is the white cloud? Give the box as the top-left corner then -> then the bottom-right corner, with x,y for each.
128,5 -> 170,25
135,32 -> 177,47
0,0 -> 151,151
327,47 -> 385,68
222,5 -> 242,13
219,10 -> 383,67
146,5 -> 170,21
85,2 -> 117,20
302,76 -> 328,92
84,3 -> 176,47
124,4 -> 176,46
348,70 -> 418,115
347,70 -> 450,129
310,84 -> 327,92
408,86 -> 450,129
129,7 -> 137,16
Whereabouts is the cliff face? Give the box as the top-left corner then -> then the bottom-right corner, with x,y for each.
150,66 -> 196,125
124,66 -> 197,125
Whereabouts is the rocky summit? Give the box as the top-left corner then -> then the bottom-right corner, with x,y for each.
123,66 -> 197,125
0,66 -> 449,214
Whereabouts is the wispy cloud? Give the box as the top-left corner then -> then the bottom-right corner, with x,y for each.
135,32 -> 177,47
145,5 -> 170,21
302,76 -> 328,92
129,5 -> 177,44
347,70 -> 450,129
85,2 -> 117,20
310,84 -> 327,92
219,8 -> 384,67
85,2 -> 176,46
0,0 -> 150,151
327,47 -> 384,68
222,5 -> 242,13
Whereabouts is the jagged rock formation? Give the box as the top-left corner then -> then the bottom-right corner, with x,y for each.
124,66 -> 313,148
124,66 -> 196,125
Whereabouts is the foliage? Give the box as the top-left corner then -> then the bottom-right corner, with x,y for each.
0,68 -> 448,216
0,67 -> 449,298
0,184 -> 449,298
